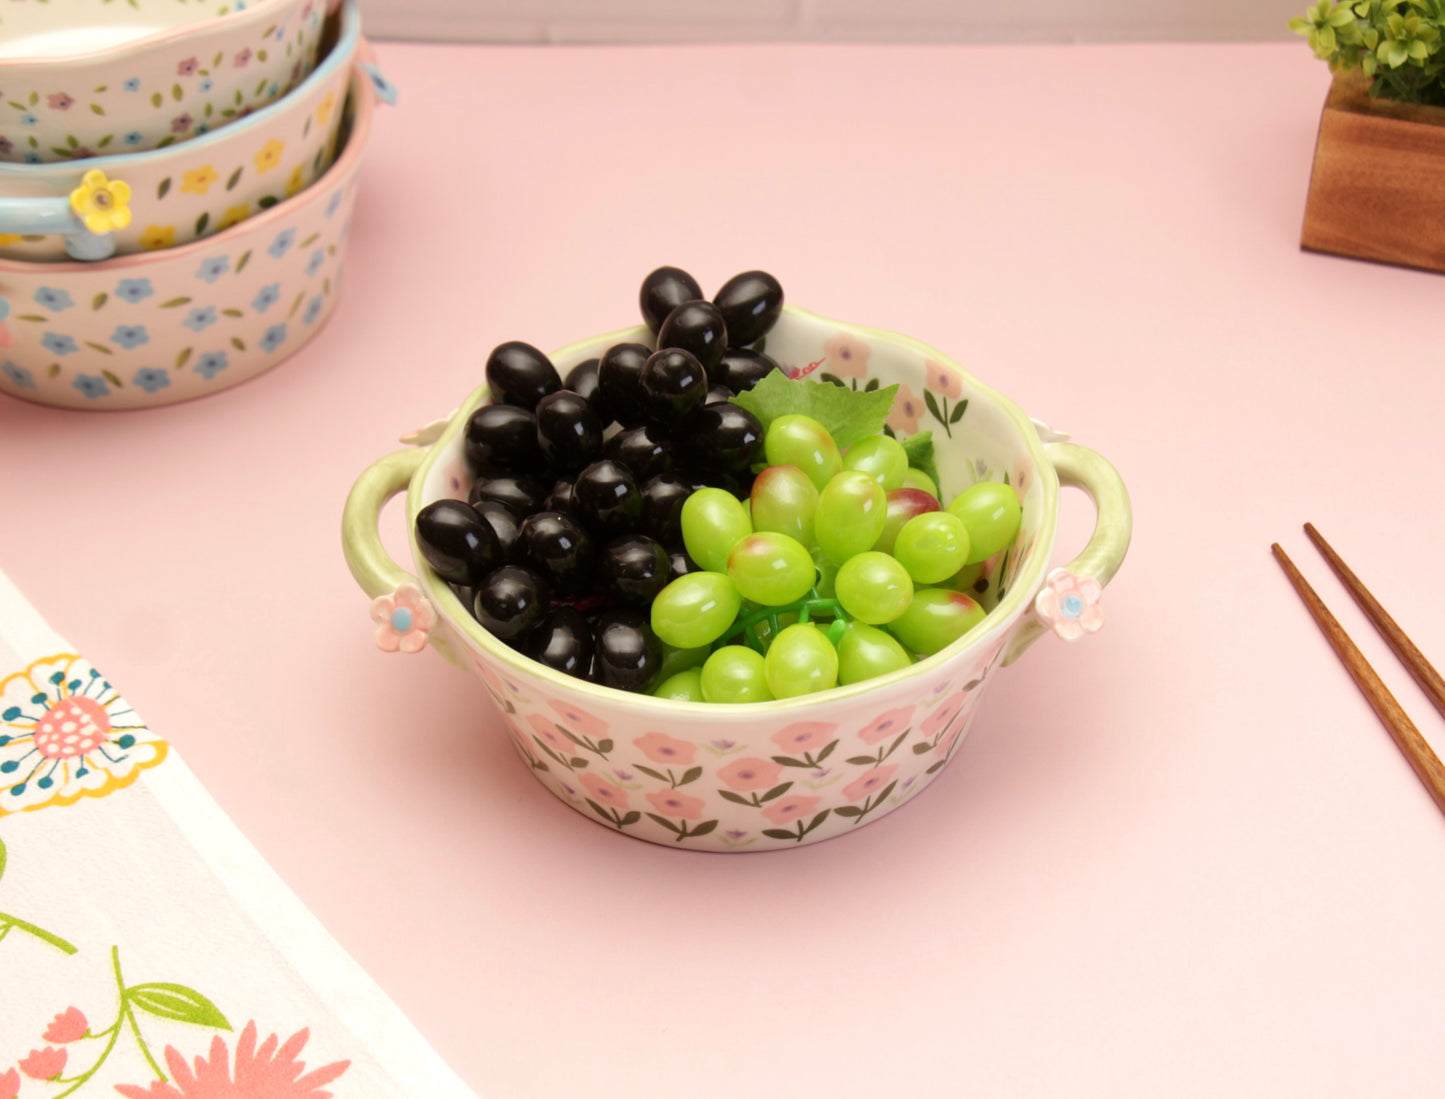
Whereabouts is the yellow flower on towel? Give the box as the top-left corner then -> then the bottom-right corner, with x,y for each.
180,164 -> 219,195
253,138 -> 285,174
69,169 -> 132,236
138,224 -> 175,250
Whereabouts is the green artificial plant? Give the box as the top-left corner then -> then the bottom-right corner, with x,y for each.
1292,0 -> 1445,104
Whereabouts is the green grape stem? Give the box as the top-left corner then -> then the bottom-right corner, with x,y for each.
719,592 -> 852,655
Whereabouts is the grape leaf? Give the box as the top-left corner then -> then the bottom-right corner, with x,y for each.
899,430 -> 941,491
731,373 -> 897,450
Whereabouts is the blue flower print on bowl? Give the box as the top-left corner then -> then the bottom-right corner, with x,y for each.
196,256 -> 230,283
124,132 -> 144,146
200,79 -> 214,94
0,296 -> 9,322
41,333 -> 78,356
34,287 -> 74,313
22,152 -> 40,164
259,323 -> 287,354
195,351 -> 229,380
325,190 -> 343,219
72,374 -> 110,400
124,78 -> 141,92
305,249 -> 325,277
115,278 -> 155,304
302,295 -> 324,325
133,368 -> 170,393
183,306 -> 218,333
268,229 -> 295,259
2,361 -> 35,390
360,64 -> 399,106
252,283 -> 281,313
111,324 -> 150,350
19,114 -> 37,128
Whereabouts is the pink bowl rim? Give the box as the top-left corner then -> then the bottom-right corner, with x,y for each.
0,55 -> 376,277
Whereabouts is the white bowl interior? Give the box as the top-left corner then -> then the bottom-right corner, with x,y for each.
0,1 -> 246,58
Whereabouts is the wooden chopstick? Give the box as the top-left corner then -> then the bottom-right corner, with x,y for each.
1303,522 -> 1445,725
1271,541 -> 1445,818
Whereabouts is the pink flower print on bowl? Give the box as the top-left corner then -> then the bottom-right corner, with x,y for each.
717,757 -> 783,792
843,764 -> 897,802
235,48 -> 254,68
42,1007 -> 87,1044
633,731 -> 696,767
580,772 -> 630,810
369,583 -> 436,653
177,57 -> 200,78
1034,567 -> 1103,641
921,691 -> 968,739
548,699 -> 609,740
822,331 -> 870,380
114,1021 -> 348,1099
646,789 -> 705,820
771,721 -> 836,754
924,358 -> 963,400
19,1047 -> 65,1081
857,705 -> 916,746
46,93 -> 74,112
525,713 -> 573,756
888,382 -> 924,435
761,793 -> 823,826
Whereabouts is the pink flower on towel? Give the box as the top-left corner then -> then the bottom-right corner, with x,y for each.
369,583 -> 436,653
43,1006 -> 87,1043
115,1021 -> 348,1098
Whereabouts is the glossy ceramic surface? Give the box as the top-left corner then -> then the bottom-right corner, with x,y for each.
0,3 -> 357,263
0,62 -> 383,410
0,0 -> 329,164
343,310 -> 1132,852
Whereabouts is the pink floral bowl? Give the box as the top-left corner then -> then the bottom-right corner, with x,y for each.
342,311 -> 1133,851
0,59 -> 388,410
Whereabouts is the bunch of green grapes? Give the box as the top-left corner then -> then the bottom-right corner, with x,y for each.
649,413 -> 1023,703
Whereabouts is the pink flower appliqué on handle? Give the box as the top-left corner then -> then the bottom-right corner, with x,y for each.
1034,568 -> 1103,641
369,583 -> 437,653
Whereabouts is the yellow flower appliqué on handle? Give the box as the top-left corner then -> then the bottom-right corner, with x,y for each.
69,170 -> 133,236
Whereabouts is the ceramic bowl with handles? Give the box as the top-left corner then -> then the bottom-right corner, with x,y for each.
0,0 -> 331,164
0,1 -> 359,263
342,309 -> 1132,852
0,60 -> 388,411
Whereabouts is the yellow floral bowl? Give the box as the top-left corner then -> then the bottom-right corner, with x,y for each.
0,60 -> 385,410
0,0 -> 331,164
0,1 -> 360,263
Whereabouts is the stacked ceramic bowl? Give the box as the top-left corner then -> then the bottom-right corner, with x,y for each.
0,0 -> 391,409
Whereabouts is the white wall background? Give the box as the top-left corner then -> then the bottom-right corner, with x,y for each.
360,0 -> 1307,45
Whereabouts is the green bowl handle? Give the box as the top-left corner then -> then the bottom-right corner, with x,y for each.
342,447 -> 425,599
1001,441 -> 1132,666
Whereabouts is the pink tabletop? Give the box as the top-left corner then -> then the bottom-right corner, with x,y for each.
3,37 -> 1444,1097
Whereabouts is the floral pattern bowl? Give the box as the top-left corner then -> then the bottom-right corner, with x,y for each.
0,1 -> 359,263
0,59 -> 386,410
0,0 -> 330,164
342,311 -> 1133,852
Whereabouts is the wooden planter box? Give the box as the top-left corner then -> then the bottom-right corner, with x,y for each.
1301,73 -> 1445,274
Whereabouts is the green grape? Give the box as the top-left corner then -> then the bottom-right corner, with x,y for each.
656,643 -> 711,683
947,482 -> 1022,565
888,588 -> 986,655
651,571 -> 742,649
942,560 -> 985,594
653,668 -> 705,701
727,532 -> 816,607
874,488 -> 941,555
901,467 -> 939,497
700,646 -> 774,703
843,435 -> 909,490
763,622 -> 839,699
750,464 -> 820,546
837,622 -> 914,685
764,414 -> 841,491
681,487 -> 753,573
893,511 -> 970,584
814,470 -> 887,565
834,551 -> 914,624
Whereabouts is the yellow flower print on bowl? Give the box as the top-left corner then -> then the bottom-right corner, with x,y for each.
317,90 -> 337,126
218,203 -> 250,231
286,165 -> 306,197
181,164 -> 220,195
139,225 -> 176,250
254,138 -> 286,174
69,170 -> 132,236
0,652 -> 167,816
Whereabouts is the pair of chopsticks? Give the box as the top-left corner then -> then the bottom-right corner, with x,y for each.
1272,524 -> 1445,818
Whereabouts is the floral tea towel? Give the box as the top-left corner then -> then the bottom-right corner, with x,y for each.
0,565 -> 478,1099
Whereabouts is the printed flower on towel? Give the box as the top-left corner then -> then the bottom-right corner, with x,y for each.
116,1021 -> 349,1099
0,653 -> 166,815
